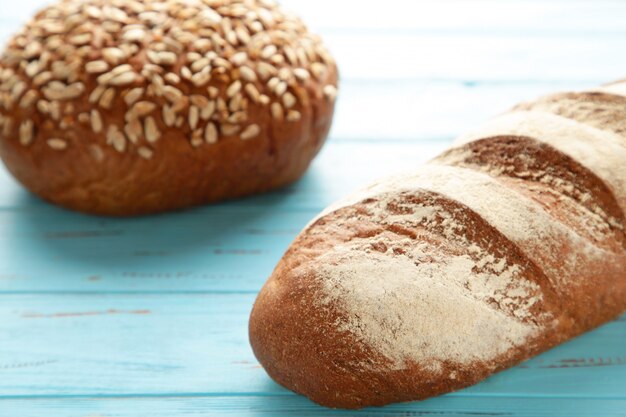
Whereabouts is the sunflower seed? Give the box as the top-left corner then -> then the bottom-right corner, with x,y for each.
239,65 -> 257,82
240,123 -> 260,140
130,101 -> 157,118
274,81 -> 287,96
201,101 -> 216,120
102,48 -> 127,65
204,122 -> 218,144
230,52 -> 248,66
90,109 -> 103,133
286,110 -> 301,121
181,66 -> 192,80
48,101 -> 60,120
256,62 -> 276,80
284,46 -> 297,65
282,92 -> 296,108
278,67 -> 292,81
323,84 -> 338,101
78,112 -> 90,124
19,90 -> 38,108
189,105 -> 199,129
47,138 -> 67,150
138,146 -> 153,159
89,85 -> 105,103
144,116 -> 161,142
190,131 -> 203,147
162,105 -> 176,127
99,88 -> 115,109
125,118 -> 142,143
190,95 -> 208,108
163,85 -> 183,102
33,71 -> 52,86
106,126 -> 126,152
271,102 -> 283,120
42,82 -> 85,101
25,60 -> 43,78
191,71 -> 211,87
267,77 -> 280,90
293,68 -> 310,81
171,96 -> 189,113
164,73 -> 180,84
122,28 -> 145,42
311,62 -> 327,80
236,26 -> 251,44
191,57 -> 211,73
230,92 -> 244,111
221,124 -> 240,136
86,60 -> 109,74
261,44 -> 277,59
199,8 -> 222,25
124,88 -> 145,106
244,83 -> 260,102
69,33 -> 92,46
109,71 -> 138,86
37,100 -> 50,114
11,81 -> 27,101
19,120 -> 34,145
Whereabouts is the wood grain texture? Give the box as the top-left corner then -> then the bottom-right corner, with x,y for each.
3,397 -> 626,417
0,294 -> 624,397
0,0 -> 624,415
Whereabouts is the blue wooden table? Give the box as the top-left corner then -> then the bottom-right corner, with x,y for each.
0,1 -> 625,416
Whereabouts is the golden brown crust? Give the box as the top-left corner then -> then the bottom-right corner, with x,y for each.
0,0 -> 338,215
249,91 -> 626,408
250,187 -> 626,409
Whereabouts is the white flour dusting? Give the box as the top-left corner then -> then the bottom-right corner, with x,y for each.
312,185 -> 549,370
317,249 -> 538,370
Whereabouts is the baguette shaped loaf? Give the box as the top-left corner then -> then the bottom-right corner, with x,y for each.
249,82 -> 626,408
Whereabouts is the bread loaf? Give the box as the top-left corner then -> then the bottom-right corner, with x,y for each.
249,81 -> 626,408
0,0 -> 338,215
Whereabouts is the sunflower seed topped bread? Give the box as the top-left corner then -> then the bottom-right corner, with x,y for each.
0,0 -> 338,215
249,80 -> 626,408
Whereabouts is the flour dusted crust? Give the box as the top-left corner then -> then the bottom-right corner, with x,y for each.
456,111 -> 626,213
249,83 -> 626,408
0,0 -> 338,215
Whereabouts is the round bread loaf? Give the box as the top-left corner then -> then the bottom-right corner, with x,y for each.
0,0 -> 338,215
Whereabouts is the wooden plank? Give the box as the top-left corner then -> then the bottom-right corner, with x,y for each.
0,207 -> 305,293
280,0 -> 626,35
2,396 -> 626,417
3,0 -> 626,36
332,80 -> 592,141
0,293 -> 624,398
322,33 -> 626,82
